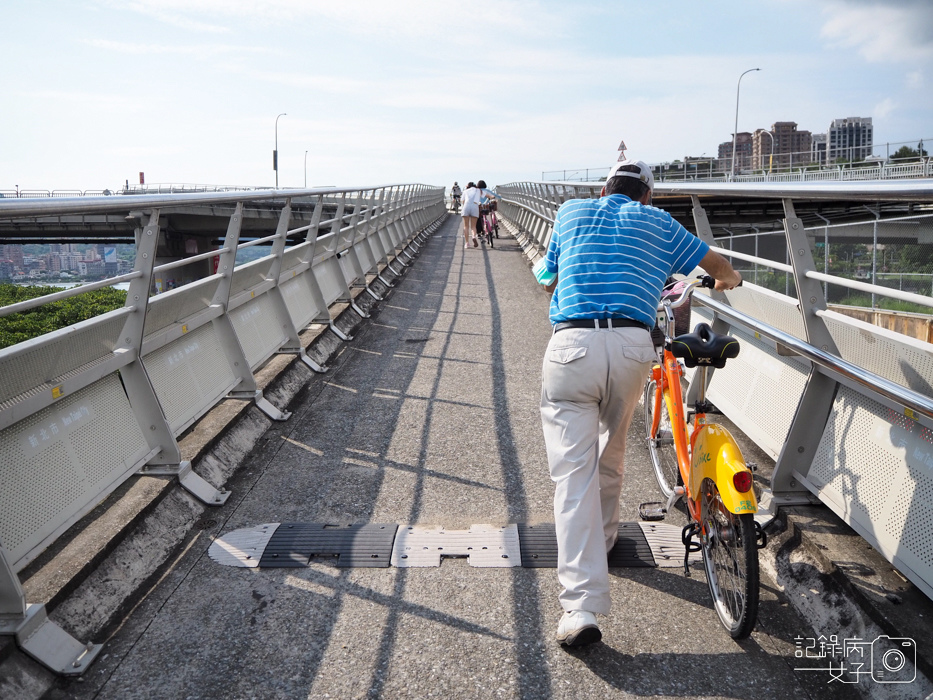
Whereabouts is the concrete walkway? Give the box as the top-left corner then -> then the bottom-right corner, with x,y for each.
43,216 -> 918,699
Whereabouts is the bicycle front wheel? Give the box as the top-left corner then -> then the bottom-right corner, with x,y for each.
699,478 -> 759,639
643,378 -> 681,498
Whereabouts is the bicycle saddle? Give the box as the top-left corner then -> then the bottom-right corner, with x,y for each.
670,323 -> 740,369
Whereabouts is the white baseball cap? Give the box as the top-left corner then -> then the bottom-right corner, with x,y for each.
607,159 -> 654,192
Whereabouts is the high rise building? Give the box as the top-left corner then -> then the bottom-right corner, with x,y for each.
828,117 -> 873,162
752,122 -> 813,170
811,133 -> 827,166
2,245 -> 24,269
718,132 -> 754,173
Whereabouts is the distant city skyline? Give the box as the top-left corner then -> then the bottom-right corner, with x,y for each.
2,1 -> 931,190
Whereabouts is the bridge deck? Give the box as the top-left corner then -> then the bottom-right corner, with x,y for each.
57,216 -> 854,699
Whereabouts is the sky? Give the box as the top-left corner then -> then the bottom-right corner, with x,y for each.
1,0 -> 931,192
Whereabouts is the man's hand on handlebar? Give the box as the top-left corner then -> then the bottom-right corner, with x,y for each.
698,249 -> 742,292
699,273 -> 742,293
714,270 -> 742,292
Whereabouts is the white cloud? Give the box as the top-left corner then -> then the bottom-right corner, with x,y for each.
24,90 -> 142,111
84,38 -> 275,57
819,0 -> 933,62
874,97 -> 896,118
102,0 -> 563,41
906,70 -> 925,89
99,0 -> 230,33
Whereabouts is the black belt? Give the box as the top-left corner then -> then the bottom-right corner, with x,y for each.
553,318 -> 649,333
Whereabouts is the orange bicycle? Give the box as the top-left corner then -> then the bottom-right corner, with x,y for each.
640,276 -> 765,639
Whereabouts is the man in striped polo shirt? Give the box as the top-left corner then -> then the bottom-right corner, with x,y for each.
541,159 -> 741,647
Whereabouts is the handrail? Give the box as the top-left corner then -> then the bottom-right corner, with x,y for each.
696,293 -> 933,421
500,179 -> 933,202
0,183 -> 432,219
806,271 -> 933,309
711,247 -> 794,273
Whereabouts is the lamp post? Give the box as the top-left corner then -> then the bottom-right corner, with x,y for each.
274,113 -> 286,188
730,68 -> 760,180
304,150 -> 308,188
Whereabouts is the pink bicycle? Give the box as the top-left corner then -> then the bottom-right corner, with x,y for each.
482,202 -> 499,247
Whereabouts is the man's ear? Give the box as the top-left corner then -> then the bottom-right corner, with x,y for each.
600,186 -> 606,197
640,190 -> 652,205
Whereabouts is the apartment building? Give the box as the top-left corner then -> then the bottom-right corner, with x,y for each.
718,132 -> 754,173
752,122 -> 813,170
828,116 -> 873,162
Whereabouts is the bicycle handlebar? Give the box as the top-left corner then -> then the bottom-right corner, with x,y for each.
659,277 -> 710,311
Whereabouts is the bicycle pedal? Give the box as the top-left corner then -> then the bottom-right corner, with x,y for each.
639,502 -> 667,521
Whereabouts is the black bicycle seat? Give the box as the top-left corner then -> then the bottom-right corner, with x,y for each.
669,323 -> 740,369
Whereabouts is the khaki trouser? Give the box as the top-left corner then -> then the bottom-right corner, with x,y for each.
540,326 -> 655,614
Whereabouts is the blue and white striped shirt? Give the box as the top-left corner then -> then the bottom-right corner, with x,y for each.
545,194 -> 708,327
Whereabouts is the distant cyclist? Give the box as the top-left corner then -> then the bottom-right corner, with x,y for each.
451,182 -> 462,212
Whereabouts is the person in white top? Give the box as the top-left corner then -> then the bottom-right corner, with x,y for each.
460,180 -> 498,249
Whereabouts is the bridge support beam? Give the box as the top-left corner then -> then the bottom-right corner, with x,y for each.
765,199 -> 841,505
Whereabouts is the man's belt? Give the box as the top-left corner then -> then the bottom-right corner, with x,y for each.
553,318 -> 649,333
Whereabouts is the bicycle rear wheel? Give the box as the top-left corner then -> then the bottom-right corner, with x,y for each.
643,378 -> 681,498
699,478 -> 759,639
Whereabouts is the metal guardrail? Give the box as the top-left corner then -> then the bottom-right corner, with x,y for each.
496,179 -> 933,608
542,159 -> 933,183
0,183 -> 446,674
0,184 -> 261,199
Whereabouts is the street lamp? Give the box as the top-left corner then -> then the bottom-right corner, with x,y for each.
304,150 -> 309,188
274,113 -> 286,188
730,68 -> 760,180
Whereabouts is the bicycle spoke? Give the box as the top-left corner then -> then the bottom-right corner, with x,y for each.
700,479 -> 759,639
644,379 -> 681,498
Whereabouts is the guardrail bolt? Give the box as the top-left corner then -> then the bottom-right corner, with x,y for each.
797,445 -> 805,453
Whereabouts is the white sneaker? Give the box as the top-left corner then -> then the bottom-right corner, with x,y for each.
556,611 -> 601,647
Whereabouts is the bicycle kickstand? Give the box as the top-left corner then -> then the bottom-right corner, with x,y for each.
681,522 -> 701,577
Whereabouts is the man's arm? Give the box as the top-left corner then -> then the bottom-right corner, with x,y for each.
698,249 -> 742,291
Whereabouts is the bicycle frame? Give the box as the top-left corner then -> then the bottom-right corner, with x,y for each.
649,283 -> 757,521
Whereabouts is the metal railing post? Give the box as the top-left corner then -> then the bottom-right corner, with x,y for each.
266,200 -> 331,375
0,540 -> 103,675
300,194 -> 353,345
685,197 -> 736,409
766,198 -> 841,504
115,211 -> 231,504
218,203 -> 293,420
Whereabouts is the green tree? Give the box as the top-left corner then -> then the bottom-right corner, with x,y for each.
0,284 -> 127,349
891,143 -> 928,161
